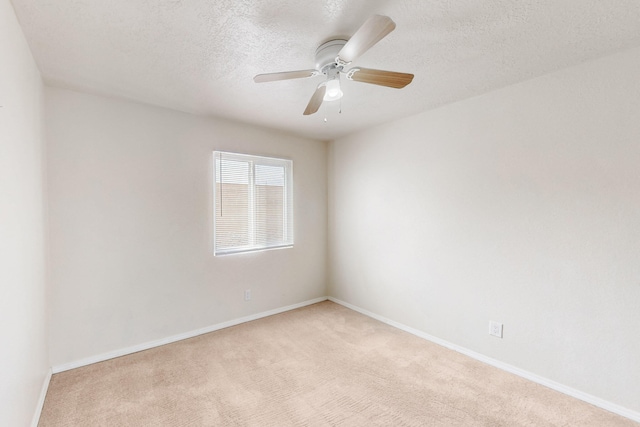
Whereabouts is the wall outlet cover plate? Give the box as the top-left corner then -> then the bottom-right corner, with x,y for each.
489,321 -> 503,338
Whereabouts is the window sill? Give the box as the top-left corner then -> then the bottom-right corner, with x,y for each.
214,244 -> 293,256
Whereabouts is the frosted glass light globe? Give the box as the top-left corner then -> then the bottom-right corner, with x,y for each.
323,79 -> 343,101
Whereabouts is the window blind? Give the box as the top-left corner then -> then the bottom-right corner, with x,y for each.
214,151 -> 293,255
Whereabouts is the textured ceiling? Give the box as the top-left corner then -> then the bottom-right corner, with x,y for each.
11,0 -> 640,140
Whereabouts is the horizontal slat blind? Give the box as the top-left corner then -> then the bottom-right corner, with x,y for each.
214,151 -> 293,255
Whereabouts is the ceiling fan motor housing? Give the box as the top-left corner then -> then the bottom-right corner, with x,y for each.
315,39 -> 348,73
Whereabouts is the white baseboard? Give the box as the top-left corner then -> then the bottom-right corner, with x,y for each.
327,296 -> 640,423
52,296 -> 328,374
31,368 -> 52,427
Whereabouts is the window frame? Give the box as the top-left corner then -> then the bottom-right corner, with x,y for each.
213,151 -> 293,256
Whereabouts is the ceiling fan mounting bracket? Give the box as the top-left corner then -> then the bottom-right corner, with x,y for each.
345,68 -> 358,80
335,57 -> 350,68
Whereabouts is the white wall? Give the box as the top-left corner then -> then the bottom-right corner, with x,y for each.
0,0 -> 49,425
329,47 -> 640,413
45,88 -> 327,367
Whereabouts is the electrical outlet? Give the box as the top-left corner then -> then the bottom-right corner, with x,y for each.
244,289 -> 251,301
489,321 -> 503,338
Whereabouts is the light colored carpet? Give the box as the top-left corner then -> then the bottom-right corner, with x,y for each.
40,301 -> 635,426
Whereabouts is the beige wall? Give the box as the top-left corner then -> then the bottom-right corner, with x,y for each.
0,0 -> 49,425
45,87 -> 327,367
328,47 -> 640,412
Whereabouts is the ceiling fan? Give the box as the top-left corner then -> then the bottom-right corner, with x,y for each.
253,15 -> 414,115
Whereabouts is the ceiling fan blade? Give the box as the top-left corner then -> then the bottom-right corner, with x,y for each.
303,85 -> 327,115
254,70 -> 318,83
346,67 -> 414,89
337,15 -> 396,64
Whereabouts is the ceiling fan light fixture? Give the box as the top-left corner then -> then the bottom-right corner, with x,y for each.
323,79 -> 343,101
253,15 -> 413,115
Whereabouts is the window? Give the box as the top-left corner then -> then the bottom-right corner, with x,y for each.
214,151 -> 293,255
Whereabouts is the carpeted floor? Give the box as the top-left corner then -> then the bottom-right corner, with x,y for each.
39,301 -> 635,426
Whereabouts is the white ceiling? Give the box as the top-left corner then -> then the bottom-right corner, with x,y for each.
11,0 -> 640,140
